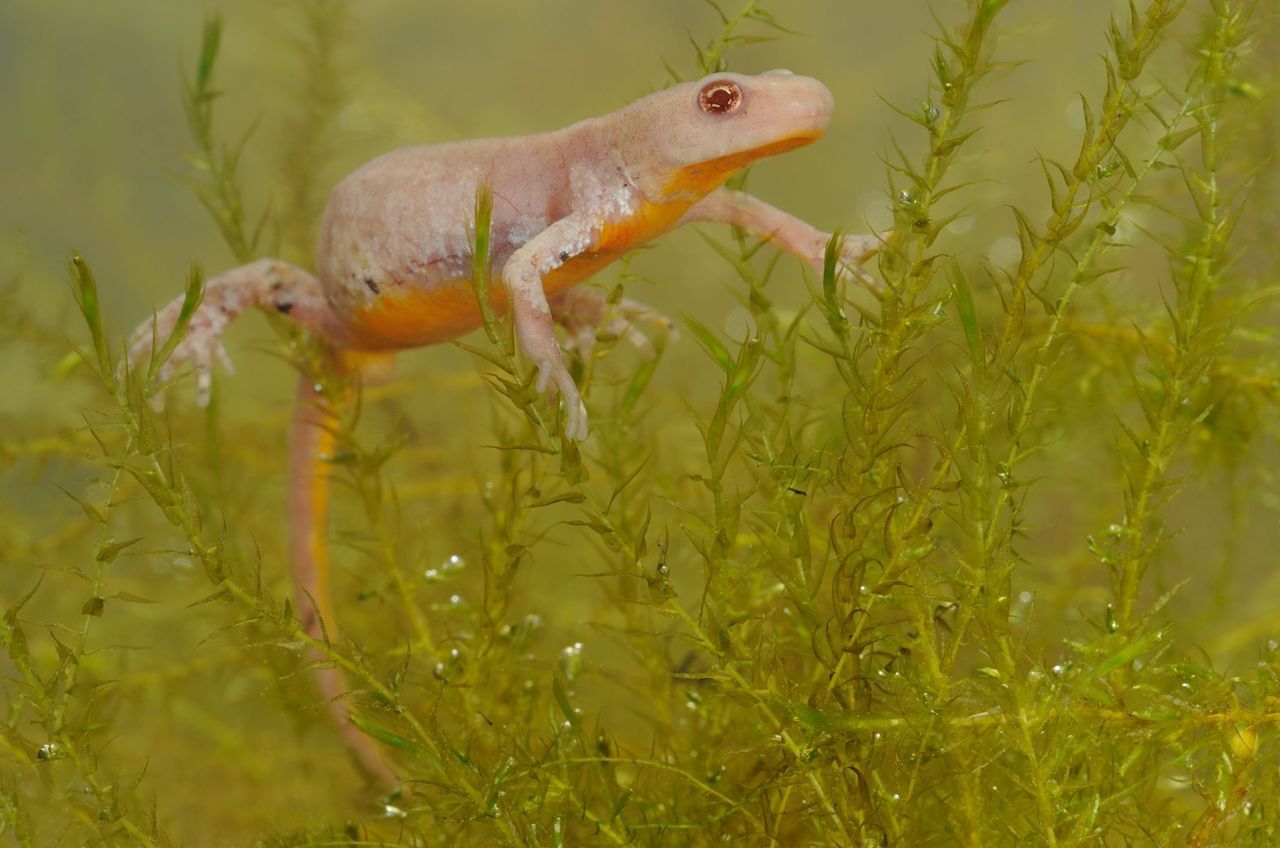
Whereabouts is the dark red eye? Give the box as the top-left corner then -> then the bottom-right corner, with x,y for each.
698,81 -> 742,114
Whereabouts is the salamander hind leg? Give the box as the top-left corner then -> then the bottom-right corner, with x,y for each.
550,287 -> 676,359
127,259 -> 348,404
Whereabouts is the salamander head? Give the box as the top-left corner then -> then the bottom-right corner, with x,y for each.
617,69 -> 834,202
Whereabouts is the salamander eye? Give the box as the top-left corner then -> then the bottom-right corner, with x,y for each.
698,80 -> 742,114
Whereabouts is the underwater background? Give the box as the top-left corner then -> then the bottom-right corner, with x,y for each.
2,1 -> 1278,844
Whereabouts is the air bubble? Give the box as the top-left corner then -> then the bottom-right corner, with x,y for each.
987,235 -> 1021,268
723,306 -> 753,343
1064,99 -> 1085,130
560,641 -> 585,680
861,194 -> 893,232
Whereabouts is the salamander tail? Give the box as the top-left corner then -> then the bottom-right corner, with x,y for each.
289,372 -> 400,789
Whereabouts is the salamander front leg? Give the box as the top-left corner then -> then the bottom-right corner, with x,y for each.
503,217 -> 597,441
680,188 -> 882,286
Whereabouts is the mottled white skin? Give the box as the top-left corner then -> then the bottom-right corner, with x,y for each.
127,69 -> 879,787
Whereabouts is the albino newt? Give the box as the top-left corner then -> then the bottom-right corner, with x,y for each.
128,69 -> 879,787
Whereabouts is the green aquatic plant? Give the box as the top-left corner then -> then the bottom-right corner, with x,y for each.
2,0 -> 1278,845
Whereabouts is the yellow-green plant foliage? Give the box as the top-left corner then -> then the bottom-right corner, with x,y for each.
2,1 -> 1278,845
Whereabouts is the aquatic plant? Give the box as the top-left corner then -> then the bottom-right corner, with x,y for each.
2,0 -> 1277,844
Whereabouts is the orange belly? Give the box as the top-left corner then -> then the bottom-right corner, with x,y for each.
345,199 -> 691,350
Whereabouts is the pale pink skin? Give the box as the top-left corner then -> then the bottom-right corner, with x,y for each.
128,70 -> 879,786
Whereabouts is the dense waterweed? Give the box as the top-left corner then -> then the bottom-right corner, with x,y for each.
2,0 -> 1278,844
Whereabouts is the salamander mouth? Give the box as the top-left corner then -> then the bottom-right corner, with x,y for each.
662,130 -> 825,199
746,130 -> 824,156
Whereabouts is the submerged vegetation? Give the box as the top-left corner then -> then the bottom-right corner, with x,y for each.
2,0 -> 1279,844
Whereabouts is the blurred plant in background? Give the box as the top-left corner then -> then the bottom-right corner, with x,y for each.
2,0 -> 1278,845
